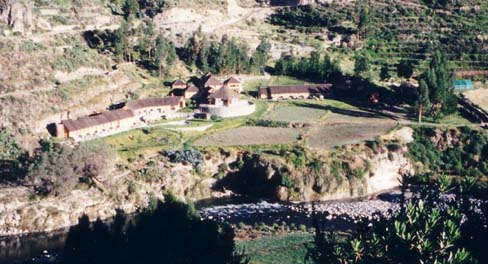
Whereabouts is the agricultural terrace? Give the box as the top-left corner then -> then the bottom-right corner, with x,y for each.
193,98 -> 397,149
268,0 -> 488,76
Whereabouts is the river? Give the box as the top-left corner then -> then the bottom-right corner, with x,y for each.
0,190 -> 403,264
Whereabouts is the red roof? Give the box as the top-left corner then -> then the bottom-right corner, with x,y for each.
208,86 -> 240,100
186,85 -> 199,92
125,96 -> 184,111
205,75 -> 222,87
224,76 -> 240,84
62,109 -> 134,132
172,79 -> 186,87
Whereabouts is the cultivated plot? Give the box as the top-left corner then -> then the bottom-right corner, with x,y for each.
193,126 -> 302,147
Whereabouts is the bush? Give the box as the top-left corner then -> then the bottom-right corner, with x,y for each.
27,140 -> 115,196
164,148 -> 203,169
245,119 -> 289,128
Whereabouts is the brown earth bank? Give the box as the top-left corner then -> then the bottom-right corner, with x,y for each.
0,127 -> 414,236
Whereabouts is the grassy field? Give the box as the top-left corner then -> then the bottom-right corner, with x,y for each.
103,127 -> 182,161
237,233 -> 313,264
193,126 -> 302,147
263,104 -> 328,123
243,76 -> 311,93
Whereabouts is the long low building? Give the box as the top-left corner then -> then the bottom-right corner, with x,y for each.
56,109 -> 135,140
55,96 -> 185,141
125,96 -> 185,121
258,84 -> 332,99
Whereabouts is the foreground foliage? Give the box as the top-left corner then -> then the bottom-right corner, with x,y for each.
63,193 -> 249,264
306,177 -> 488,263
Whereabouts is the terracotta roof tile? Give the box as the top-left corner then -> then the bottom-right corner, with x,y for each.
62,109 -> 134,132
205,75 -> 222,87
125,96 -> 184,111
224,76 -> 240,84
172,79 -> 186,87
208,86 -> 240,100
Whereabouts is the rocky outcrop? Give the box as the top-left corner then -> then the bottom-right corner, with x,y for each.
0,0 -> 33,34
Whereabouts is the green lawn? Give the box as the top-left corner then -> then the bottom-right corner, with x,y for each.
263,104 -> 328,123
103,127 -> 182,161
243,76 -> 311,93
237,233 -> 313,264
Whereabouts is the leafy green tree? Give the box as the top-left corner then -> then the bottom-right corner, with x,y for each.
357,6 -> 370,39
306,176 -> 485,264
380,64 -> 390,81
26,140 -> 115,196
416,79 -> 431,123
122,0 -> 139,20
354,54 -> 370,77
250,39 -> 271,74
397,59 -> 414,79
421,51 -> 454,116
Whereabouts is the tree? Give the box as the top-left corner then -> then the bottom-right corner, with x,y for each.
122,0 -> 139,20
26,140 -> 115,196
421,51 -> 454,116
63,194 -> 250,264
250,39 -> 271,74
380,64 -> 390,81
354,54 -> 370,77
357,6 -> 370,39
397,59 -> 414,79
306,176 -> 486,263
416,79 -> 431,123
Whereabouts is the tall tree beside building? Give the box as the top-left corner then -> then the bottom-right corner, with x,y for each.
422,50 -> 455,116
416,79 -> 431,123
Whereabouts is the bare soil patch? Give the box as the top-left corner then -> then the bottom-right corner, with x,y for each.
463,89 -> 488,112
307,122 -> 397,149
194,126 -> 302,146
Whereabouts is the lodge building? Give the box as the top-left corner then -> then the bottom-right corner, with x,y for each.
55,96 -> 185,141
258,84 -> 332,100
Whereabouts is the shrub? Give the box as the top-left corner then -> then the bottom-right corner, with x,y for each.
26,140 -> 115,196
164,148 -> 203,169
245,119 -> 289,128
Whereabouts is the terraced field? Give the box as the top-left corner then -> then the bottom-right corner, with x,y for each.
193,126 -> 302,147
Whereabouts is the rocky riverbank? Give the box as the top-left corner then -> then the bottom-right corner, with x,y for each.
200,190 -> 403,229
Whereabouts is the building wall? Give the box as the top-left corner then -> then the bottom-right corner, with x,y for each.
228,83 -> 242,93
64,117 -> 136,140
270,92 -> 311,99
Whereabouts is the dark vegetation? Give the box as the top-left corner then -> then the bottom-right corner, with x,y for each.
0,130 -> 115,196
63,193 -> 249,264
217,153 -> 291,198
408,127 -> 488,191
84,20 -> 176,76
181,28 -> 271,74
306,176 -> 488,263
274,51 -> 342,82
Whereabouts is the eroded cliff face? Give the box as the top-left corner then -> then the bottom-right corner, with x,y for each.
0,128 -> 415,236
